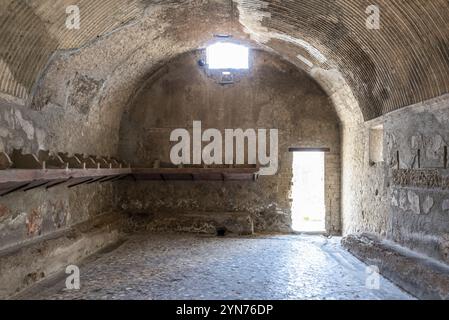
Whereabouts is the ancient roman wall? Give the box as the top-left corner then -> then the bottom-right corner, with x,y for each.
117,50 -> 342,234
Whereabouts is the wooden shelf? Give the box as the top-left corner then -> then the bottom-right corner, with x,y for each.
0,149 -> 260,196
0,168 -> 132,196
0,167 -> 260,196
131,167 -> 260,181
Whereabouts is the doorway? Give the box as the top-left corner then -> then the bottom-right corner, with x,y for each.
291,151 -> 326,232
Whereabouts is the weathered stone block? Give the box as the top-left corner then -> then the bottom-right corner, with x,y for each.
443,200 -> 449,212
67,73 -> 104,115
407,191 -> 420,214
422,196 -> 434,215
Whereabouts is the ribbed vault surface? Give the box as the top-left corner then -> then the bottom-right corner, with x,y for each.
0,0 -> 448,120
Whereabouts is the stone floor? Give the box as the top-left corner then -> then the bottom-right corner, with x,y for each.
22,234 -> 414,300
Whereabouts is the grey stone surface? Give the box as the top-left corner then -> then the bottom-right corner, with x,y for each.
423,196 -> 434,215
342,95 -> 449,266
126,211 -> 254,236
342,233 -> 449,300
0,213 -> 126,299
382,97 -> 449,263
21,234 -> 413,300
408,191 -> 420,215
443,200 -> 449,212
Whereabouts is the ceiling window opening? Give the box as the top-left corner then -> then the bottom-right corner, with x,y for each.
206,43 -> 249,70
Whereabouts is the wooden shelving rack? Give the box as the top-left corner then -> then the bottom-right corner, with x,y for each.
0,151 -> 260,197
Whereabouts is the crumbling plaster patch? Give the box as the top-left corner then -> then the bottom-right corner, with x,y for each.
408,191 -> 420,215
423,196 -> 434,215
382,94 -> 449,262
0,183 -> 120,252
233,0 -> 327,65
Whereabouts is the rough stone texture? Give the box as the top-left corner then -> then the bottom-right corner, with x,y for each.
341,121 -> 390,237
392,169 -> 442,189
0,212 -> 126,299
342,95 -> 449,266
443,200 -> 449,212
0,124 -> 126,300
0,0 -> 361,242
0,116 -> 123,298
117,50 -> 341,234
0,182 -> 120,252
67,74 -> 104,115
423,196 -> 434,215
7,1 -> 250,157
126,211 -> 254,236
342,233 -> 449,300
1,1 -> 448,121
19,234 -> 413,300
384,96 -> 449,264
234,0 -> 449,120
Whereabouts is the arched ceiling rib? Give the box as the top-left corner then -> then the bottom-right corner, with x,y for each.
0,0 -> 448,120
235,0 -> 449,120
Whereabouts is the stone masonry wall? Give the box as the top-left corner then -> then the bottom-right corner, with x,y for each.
385,95 -> 449,263
117,50 -> 342,234
343,94 -> 449,264
0,73 -> 121,252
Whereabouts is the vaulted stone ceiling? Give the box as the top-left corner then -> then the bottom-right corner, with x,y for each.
0,0 -> 146,99
0,0 -> 448,120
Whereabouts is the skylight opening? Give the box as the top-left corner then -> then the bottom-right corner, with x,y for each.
206,43 -> 249,70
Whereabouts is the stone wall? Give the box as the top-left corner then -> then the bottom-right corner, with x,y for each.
0,54 -> 126,296
343,94 -> 449,264
118,50 -> 342,234
341,122 -> 389,236
0,85 -> 122,252
0,183 -> 120,252
385,95 -> 449,263
0,97 -> 125,297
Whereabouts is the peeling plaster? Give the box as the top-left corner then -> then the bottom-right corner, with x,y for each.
234,0 -> 327,64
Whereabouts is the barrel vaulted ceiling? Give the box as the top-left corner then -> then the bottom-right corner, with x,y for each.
0,0 -> 448,120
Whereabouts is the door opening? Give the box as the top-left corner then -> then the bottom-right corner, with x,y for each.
291,151 -> 326,232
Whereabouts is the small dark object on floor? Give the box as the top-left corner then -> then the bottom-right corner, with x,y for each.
216,227 -> 227,237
